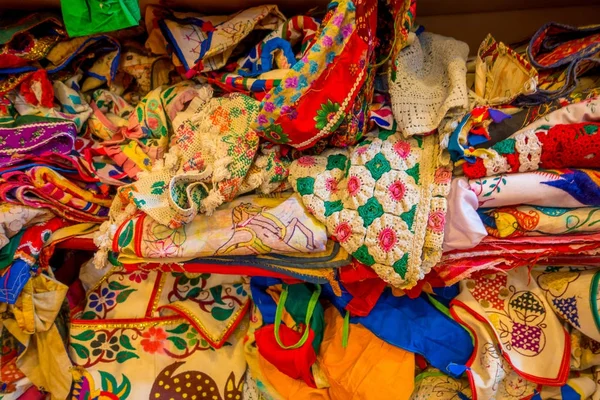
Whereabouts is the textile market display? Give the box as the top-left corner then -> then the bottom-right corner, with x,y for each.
0,1 -> 600,399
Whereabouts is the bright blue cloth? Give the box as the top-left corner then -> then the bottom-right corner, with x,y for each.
350,289 -> 473,377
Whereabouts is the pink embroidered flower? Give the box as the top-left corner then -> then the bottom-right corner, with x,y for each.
147,118 -> 159,130
427,211 -> 446,234
393,140 -> 411,159
434,167 -> 452,184
347,176 -> 361,196
285,76 -> 299,89
297,156 -> 317,167
356,146 -> 368,155
388,180 -> 406,201
128,270 -> 149,283
302,55 -> 309,63
378,227 -> 397,252
140,327 -> 167,354
322,35 -> 333,47
335,222 -> 352,243
332,13 -> 344,27
274,165 -> 284,175
263,102 -> 275,112
325,177 -> 338,193
257,114 -> 268,125
341,23 -> 353,39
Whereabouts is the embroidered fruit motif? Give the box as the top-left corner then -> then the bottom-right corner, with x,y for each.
150,362 -> 243,400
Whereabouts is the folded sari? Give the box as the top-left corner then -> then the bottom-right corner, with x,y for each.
436,234 -> 600,286
0,166 -> 112,223
462,122 -> 600,179
110,193 -> 327,264
121,240 -> 349,286
481,205 -> 600,238
470,169 -> 600,208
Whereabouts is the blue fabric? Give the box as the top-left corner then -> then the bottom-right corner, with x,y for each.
467,133 -> 489,147
432,284 -> 460,307
561,385 -> 582,400
350,290 -> 474,377
0,259 -> 31,304
238,38 -> 296,78
448,114 -> 475,163
250,277 -> 282,325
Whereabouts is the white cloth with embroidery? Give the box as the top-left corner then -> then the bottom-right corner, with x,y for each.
389,32 -> 469,137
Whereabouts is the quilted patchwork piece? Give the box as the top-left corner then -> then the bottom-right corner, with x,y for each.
289,128 -> 452,288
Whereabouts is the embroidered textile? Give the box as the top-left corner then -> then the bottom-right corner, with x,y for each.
481,205 -> 600,238
461,122 -> 600,179
111,194 -> 327,265
289,128 -> 452,288
252,0 -> 382,150
469,169 -> 600,209
454,267 -> 570,385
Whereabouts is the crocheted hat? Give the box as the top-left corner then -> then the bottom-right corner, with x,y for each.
389,32 -> 469,137
289,127 -> 453,288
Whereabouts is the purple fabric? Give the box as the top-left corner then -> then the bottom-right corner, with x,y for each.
0,118 -> 76,168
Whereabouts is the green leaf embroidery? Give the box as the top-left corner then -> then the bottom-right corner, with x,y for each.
119,335 -> 136,351
117,289 -> 136,303
71,330 -> 95,341
187,287 -> 201,299
210,286 -> 225,305
150,181 -> 166,195
70,343 -> 90,359
136,107 -> 144,123
167,336 -> 187,350
80,311 -> 97,320
118,220 -> 134,248
211,307 -> 234,321
166,323 -> 189,335
108,281 -> 128,291
116,351 -> 139,363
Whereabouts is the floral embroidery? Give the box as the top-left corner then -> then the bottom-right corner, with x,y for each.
427,211 -> 445,234
378,227 -> 397,252
88,288 -> 117,313
140,327 -> 168,354
314,100 -> 342,130
91,333 -> 121,358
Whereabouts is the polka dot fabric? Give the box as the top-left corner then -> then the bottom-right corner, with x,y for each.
289,129 -> 452,288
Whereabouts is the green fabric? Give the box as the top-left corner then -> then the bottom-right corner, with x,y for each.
0,230 -> 24,270
60,0 -> 141,38
274,283 -> 324,352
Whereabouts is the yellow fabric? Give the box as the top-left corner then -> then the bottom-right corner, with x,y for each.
3,275 -> 71,400
47,223 -> 99,246
256,307 -> 415,400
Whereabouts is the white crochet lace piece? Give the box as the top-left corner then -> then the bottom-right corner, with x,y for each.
389,32 -> 470,137
515,130 -> 542,172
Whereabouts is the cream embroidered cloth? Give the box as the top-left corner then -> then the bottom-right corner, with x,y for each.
289,128 -> 452,288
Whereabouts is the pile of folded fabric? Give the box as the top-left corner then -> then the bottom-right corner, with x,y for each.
0,0 -> 599,399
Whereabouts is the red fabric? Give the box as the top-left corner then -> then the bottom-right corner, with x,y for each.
404,269 -> 446,299
339,262 -> 386,317
19,70 -> 54,108
538,123 -> 600,169
255,324 -> 317,388
463,122 -> 600,178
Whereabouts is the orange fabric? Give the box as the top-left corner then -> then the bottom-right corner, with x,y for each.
258,306 -> 415,400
